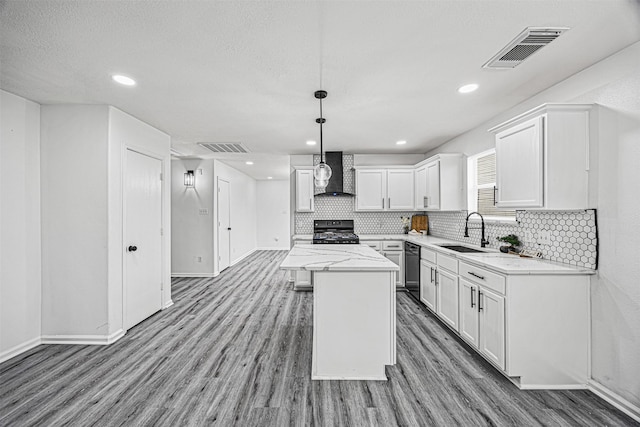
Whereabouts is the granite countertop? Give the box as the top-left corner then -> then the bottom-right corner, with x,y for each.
291,234 -> 595,276
280,244 -> 399,272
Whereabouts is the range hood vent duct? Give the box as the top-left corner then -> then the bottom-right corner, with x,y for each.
315,151 -> 354,197
483,27 -> 569,69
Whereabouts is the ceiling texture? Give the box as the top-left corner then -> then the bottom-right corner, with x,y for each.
2,0 -> 640,179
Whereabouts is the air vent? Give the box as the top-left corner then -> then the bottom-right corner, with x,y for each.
483,27 -> 569,69
198,142 -> 249,153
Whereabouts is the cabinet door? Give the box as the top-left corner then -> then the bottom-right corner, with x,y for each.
436,269 -> 459,331
293,270 -> 313,291
383,250 -> 404,287
420,260 -> 437,312
295,169 -> 314,212
387,169 -> 415,210
479,287 -> 505,370
495,116 -> 544,208
415,165 -> 427,210
356,169 -> 386,210
459,278 -> 479,348
425,161 -> 441,210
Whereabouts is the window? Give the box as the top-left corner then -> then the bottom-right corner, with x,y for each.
467,149 -> 515,219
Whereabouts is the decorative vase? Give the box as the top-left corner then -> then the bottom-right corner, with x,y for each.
403,226 -> 409,234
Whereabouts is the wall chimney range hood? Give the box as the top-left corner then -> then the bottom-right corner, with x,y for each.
315,151 -> 355,197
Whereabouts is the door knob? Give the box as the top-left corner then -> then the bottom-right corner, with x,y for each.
128,245 -> 138,252
227,227 -> 231,231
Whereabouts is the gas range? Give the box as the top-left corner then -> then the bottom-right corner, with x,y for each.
312,220 -> 360,244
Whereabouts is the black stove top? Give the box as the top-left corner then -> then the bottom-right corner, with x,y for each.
312,220 -> 360,244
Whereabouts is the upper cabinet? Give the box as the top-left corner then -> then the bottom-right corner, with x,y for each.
355,168 -> 414,211
415,154 -> 465,211
295,168 -> 314,212
490,104 -> 592,210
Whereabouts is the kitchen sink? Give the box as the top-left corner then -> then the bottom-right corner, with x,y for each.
438,244 -> 486,253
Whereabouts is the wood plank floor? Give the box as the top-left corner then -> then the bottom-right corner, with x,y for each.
1,250 -> 637,426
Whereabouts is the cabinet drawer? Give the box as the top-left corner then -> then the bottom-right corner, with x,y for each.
382,241 -> 403,251
421,247 -> 437,263
437,252 -> 458,274
364,241 -> 382,251
459,261 -> 505,295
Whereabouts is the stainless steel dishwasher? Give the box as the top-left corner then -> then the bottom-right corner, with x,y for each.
404,241 -> 420,300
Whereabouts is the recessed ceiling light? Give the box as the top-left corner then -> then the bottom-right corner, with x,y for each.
246,161 -> 254,165
267,176 -> 273,180
458,83 -> 479,94
112,74 -> 136,86
306,140 -> 316,145
396,140 -> 407,145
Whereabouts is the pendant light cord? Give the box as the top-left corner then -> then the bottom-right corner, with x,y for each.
319,97 -> 324,164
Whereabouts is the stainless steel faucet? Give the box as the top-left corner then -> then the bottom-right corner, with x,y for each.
464,211 -> 489,248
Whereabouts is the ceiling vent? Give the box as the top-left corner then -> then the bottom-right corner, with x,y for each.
483,27 -> 569,69
198,142 -> 249,153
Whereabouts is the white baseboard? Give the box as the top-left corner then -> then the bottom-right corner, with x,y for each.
162,299 -> 174,309
0,337 -> 41,364
231,248 -> 257,266
588,380 -> 640,422
257,246 -> 290,251
41,329 -> 125,346
171,272 -> 216,278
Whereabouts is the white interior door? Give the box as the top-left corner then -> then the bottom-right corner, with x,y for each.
218,178 -> 231,271
124,149 -> 162,330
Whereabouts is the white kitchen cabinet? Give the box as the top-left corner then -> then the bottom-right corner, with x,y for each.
478,287 -> 505,370
414,165 -> 427,210
489,103 -> 592,210
292,269 -> 313,291
459,278 -> 479,347
355,168 -> 414,211
435,268 -> 459,331
295,169 -> 314,212
382,241 -> 404,288
415,154 -> 465,211
355,169 -> 386,210
420,259 -> 437,311
387,169 -> 415,210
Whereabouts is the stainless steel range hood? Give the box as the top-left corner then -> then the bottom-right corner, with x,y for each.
315,151 -> 355,197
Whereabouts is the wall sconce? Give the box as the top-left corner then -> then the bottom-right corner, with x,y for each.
184,170 -> 195,187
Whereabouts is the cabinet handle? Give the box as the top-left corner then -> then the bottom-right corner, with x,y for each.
424,196 -> 428,208
469,272 -> 485,280
430,267 -> 434,283
470,287 -> 475,308
388,197 -> 391,208
382,198 -> 385,209
493,186 -> 497,206
478,291 -> 483,312
435,270 -> 438,286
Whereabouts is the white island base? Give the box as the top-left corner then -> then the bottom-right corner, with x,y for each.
313,270 -> 396,380
280,244 -> 399,380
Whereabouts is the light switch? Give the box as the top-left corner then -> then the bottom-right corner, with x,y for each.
538,229 -> 551,245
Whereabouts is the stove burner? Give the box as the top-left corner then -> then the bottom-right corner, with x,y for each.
312,220 -> 359,244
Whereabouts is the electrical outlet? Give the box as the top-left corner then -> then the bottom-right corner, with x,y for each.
538,229 -> 551,245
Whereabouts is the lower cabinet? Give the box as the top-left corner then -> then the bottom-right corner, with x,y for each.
435,268 -> 458,331
291,270 -> 313,291
382,250 -> 404,288
459,278 -> 505,369
419,259 -> 436,311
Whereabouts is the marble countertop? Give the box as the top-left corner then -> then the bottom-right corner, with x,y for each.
291,234 -> 594,275
280,244 -> 399,272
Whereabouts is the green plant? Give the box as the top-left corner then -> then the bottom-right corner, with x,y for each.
496,234 -> 521,247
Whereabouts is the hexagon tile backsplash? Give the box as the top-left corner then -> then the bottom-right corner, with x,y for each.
426,210 -> 598,269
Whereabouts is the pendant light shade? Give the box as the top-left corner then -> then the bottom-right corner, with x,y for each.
313,90 -> 332,188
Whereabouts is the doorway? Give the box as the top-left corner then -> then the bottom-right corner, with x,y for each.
124,149 -> 163,330
218,178 -> 231,272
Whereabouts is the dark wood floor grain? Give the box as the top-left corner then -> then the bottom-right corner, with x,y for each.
0,250 -> 637,426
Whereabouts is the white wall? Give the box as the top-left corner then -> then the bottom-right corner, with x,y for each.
213,160 -> 257,271
428,41 -> 640,411
171,159 -> 215,276
40,105 -> 110,337
0,90 -> 42,360
256,180 -> 290,250
40,105 -> 171,338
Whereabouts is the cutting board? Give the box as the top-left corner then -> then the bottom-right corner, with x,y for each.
411,214 -> 428,233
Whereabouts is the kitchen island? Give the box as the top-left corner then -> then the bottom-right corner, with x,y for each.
280,244 -> 399,380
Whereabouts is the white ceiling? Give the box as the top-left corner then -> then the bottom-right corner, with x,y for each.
2,1 -> 640,180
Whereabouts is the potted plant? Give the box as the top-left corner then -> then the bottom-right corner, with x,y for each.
496,234 -> 521,253
401,216 -> 411,234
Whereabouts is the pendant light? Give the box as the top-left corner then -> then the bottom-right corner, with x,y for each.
313,90 -> 332,189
